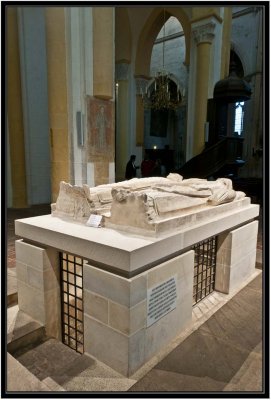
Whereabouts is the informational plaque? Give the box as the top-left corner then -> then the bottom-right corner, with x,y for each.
147,275 -> 177,327
86,214 -> 103,228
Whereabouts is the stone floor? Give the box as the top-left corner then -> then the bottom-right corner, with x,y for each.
129,273 -> 263,392
5,204 -> 265,394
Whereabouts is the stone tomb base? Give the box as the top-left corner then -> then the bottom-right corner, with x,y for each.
83,251 -> 194,376
15,203 -> 259,376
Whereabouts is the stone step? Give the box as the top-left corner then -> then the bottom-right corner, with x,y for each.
10,337 -> 91,385
7,308 -> 46,354
7,353 -> 65,392
7,291 -> 18,308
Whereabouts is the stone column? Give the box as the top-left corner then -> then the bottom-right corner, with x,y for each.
192,22 -> 215,156
93,7 -> 113,100
134,76 -> 150,147
7,7 -> 28,208
115,62 -> 130,181
45,7 -> 70,202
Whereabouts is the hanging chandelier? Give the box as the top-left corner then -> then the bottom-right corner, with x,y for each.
141,9 -> 182,111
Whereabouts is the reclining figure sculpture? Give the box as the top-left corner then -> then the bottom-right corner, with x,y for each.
51,174 -> 247,235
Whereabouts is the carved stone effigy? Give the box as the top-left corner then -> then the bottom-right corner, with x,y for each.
51,182 -> 91,221
51,174 -> 247,235
51,177 -> 179,220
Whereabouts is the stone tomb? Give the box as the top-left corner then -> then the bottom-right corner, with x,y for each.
15,175 -> 259,376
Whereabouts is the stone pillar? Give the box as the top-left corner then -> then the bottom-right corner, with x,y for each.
93,7 -> 113,100
134,76 -> 150,147
192,22 -> 215,156
16,240 -> 61,340
7,7 -> 28,208
45,7 -> 70,202
215,221 -> 258,294
115,62 -> 130,181
220,8 -> 232,79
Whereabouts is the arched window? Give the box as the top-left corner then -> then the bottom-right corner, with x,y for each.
234,101 -> 244,136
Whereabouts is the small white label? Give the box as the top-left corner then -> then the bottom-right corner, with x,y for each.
86,214 -> 103,228
147,275 -> 177,327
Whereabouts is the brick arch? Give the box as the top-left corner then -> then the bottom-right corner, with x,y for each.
135,7 -> 191,77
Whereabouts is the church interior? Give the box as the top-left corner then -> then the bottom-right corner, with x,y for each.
7,5 -> 264,209
5,4 -> 266,394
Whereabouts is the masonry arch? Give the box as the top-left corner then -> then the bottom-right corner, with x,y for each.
135,7 -> 191,77
230,43 -> 249,77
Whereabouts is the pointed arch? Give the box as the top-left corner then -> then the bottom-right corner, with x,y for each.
135,7 -> 191,77
230,42 -> 249,77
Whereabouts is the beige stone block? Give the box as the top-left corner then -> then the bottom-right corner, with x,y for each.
130,301 -> 147,334
44,266 -> 60,292
128,328 -> 146,375
16,260 -> 28,283
217,233 -> 257,267
231,221 -> 258,247
183,206 -> 259,250
217,231 -> 232,252
84,264 -> 147,307
109,302 -> 129,334
15,206 -> 259,277
215,264 -> 230,293
176,269 -> 194,303
43,247 -> 60,291
216,246 -> 232,268
147,251 -> 194,289
43,247 -> 59,270
27,266 -> 44,290
44,287 -> 61,340
230,236 -> 257,265
16,239 -> 44,269
216,248 -> 256,294
145,297 -> 192,360
217,221 -> 258,254
108,300 -> 146,335
84,264 -> 129,307
84,314 -> 129,376
130,275 -> 147,307
17,280 -> 45,324
84,290 -> 108,324
229,251 -> 257,291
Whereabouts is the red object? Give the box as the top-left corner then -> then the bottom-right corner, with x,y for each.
141,159 -> 155,177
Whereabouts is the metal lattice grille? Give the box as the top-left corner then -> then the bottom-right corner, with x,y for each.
60,252 -> 84,354
193,236 -> 217,306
